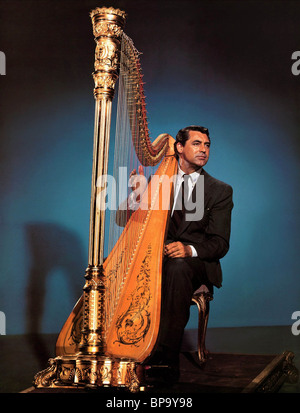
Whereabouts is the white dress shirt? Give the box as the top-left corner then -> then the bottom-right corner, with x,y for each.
172,166 -> 202,257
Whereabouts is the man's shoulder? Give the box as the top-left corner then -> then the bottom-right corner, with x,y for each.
202,169 -> 233,192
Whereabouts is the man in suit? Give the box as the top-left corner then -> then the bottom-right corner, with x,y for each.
136,125 -> 233,383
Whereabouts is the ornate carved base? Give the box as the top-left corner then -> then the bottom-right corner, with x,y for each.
33,355 -> 143,393
242,351 -> 299,393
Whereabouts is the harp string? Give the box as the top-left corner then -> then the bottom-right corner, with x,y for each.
105,34 -> 156,331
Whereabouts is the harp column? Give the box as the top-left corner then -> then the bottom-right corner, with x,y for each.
79,7 -> 126,355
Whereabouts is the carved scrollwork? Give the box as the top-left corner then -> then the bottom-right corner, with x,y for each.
90,7 -> 126,21
115,245 -> 152,346
33,358 -> 60,387
128,363 -> 140,393
90,7 -> 126,101
59,364 -> 76,383
93,21 -> 124,38
93,70 -> 118,95
283,352 -> 299,384
95,39 -> 119,71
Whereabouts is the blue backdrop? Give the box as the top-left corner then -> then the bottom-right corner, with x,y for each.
0,0 -> 299,334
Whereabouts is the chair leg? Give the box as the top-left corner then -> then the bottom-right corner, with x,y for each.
191,292 -> 213,363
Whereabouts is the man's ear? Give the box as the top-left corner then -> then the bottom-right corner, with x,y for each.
176,142 -> 183,154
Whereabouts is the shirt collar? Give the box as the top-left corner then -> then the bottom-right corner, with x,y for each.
178,165 -> 202,184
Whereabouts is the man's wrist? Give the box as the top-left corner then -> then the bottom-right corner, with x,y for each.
188,245 -> 197,257
185,245 -> 193,257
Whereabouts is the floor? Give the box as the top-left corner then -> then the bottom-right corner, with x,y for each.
0,325 -> 299,393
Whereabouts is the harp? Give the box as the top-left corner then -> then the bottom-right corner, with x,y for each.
34,7 -> 177,392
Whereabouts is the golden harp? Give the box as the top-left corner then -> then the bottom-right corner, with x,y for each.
34,7 -> 177,392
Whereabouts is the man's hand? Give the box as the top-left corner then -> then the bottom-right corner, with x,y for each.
129,165 -> 145,189
129,165 -> 147,203
164,242 -> 192,258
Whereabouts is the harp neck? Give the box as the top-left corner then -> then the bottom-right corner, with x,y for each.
88,8 -> 126,267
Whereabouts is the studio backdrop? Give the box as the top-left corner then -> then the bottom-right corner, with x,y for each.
0,0 -> 299,335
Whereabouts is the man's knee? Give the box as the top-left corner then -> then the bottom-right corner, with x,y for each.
163,258 -> 197,292
163,257 -> 207,292
164,258 -> 191,277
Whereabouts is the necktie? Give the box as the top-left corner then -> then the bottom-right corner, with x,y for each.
171,174 -> 189,227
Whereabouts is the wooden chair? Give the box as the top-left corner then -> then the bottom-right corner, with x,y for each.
191,285 -> 213,363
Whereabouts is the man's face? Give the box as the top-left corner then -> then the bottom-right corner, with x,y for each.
176,130 -> 210,172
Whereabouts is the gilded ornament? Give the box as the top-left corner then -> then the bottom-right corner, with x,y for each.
90,7 -> 126,20
94,21 -> 123,38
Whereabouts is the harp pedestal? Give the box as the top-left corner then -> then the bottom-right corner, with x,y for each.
34,355 -> 143,393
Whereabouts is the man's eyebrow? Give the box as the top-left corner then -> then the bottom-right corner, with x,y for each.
192,139 -> 210,145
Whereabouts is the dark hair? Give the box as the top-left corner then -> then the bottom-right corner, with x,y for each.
174,125 -> 210,159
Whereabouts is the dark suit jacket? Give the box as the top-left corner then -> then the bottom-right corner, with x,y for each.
167,169 -> 233,288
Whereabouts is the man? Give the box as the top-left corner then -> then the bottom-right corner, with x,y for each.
130,125 -> 233,383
